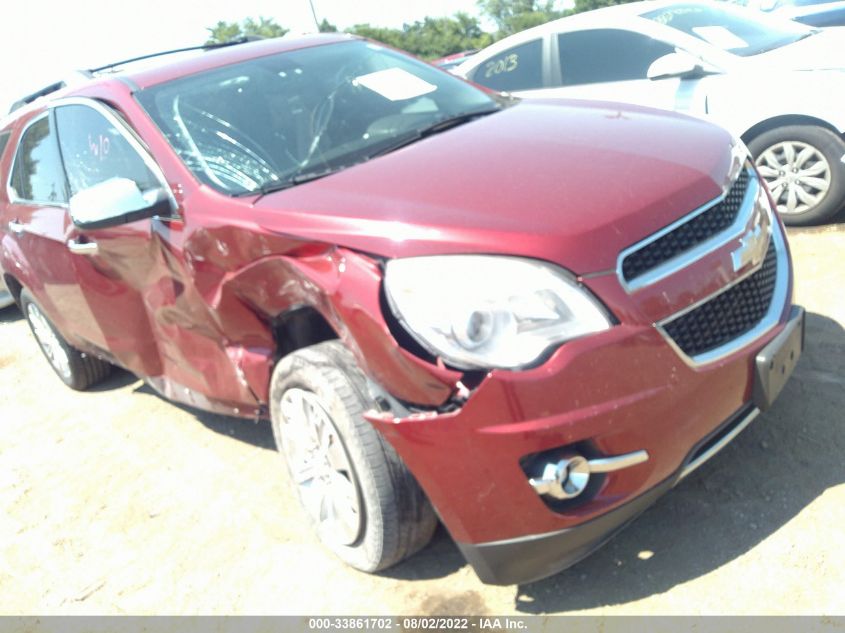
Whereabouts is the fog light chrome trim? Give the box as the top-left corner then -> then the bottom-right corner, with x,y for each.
587,450 -> 649,473
529,449 -> 649,500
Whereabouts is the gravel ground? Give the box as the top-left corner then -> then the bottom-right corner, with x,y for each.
1,222 -> 843,616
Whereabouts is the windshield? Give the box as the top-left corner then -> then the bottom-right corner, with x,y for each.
136,39 -> 498,195
642,2 -> 814,56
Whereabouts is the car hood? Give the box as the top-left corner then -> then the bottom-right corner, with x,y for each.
748,27 -> 845,70
255,99 -> 734,274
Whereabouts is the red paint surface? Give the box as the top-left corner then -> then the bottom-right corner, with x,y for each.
0,36 -> 795,546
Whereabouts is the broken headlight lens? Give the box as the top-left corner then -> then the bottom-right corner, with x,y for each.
383,255 -> 612,370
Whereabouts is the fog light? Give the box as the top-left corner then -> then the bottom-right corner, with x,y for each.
529,454 -> 591,500
528,449 -> 649,500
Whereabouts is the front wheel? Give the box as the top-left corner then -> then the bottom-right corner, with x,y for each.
749,125 -> 845,226
269,340 -> 437,572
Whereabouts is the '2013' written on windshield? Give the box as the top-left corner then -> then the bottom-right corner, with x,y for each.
484,54 -> 518,78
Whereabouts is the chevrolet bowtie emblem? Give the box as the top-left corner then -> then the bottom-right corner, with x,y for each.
731,214 -> 769,272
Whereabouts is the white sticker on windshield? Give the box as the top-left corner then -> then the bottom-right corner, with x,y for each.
692,26 -> 749,50
353,67 -> 437,101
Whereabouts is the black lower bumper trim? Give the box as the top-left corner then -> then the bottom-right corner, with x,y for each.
456,476 -> 676,585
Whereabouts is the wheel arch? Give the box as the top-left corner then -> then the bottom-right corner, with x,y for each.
2,273 -> 23,306
221,249 -> 458,409
271,303 -> 340,362
740,114 -> 845,146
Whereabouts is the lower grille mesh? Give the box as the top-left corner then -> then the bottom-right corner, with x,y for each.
663,240 -> 778,357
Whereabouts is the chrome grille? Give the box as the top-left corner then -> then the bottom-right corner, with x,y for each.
662,239 -> 778,358
622,169 -> 750,282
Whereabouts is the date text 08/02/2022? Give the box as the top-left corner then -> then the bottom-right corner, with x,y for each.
307,618 -> 529,630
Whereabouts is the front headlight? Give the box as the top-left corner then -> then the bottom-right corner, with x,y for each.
383,255 -> 612,370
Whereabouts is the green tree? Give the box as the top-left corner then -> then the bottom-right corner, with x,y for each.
402,13 -> 493,58
205,16 -> 288,44
477,0 -> 566,36
318,18 -> 338,32
206,13 -> 493,60
347,24 -> 406,50
572,0 -> 637,13
350,13 -> 492,59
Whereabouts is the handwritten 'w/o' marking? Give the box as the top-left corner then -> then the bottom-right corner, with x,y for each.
88,134 -> 110,160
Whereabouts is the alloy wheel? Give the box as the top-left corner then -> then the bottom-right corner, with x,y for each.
279,387 -> 362,546
755,140 -> 831,216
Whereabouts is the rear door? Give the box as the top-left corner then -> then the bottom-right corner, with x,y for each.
5,112 -> 104,347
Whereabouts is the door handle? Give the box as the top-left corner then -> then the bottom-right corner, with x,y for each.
67,238 -> 99,255
8,220 -> 25,234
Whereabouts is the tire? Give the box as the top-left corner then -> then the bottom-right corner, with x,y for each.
748,124 -> 845,226
20,289 -> 112,390
269,340 -> 437,572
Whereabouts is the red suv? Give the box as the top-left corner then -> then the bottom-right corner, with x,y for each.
0,34 -> 804,584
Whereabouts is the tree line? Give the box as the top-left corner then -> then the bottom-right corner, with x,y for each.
206,0 -> 636,59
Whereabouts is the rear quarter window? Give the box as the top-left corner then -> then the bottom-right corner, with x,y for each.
0,131 -> 10,161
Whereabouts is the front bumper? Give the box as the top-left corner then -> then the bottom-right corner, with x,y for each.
368,304 -> 804,585
457,468 -> 676,585
456,403 -> 759,585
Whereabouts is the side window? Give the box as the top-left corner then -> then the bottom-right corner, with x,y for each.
470,39 -> 544,92
54,105 -> 159,197
10,115 -> 69,204
556,30 -> 675,86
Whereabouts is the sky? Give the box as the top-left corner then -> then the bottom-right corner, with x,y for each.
1,0 -> 485,114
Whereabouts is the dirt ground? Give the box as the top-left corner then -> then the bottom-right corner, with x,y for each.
1,222 -> 844,616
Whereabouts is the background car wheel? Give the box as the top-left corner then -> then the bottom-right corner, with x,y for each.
269,340 -> 437,572
20,289 -> 112,390
748,125 -> 845,226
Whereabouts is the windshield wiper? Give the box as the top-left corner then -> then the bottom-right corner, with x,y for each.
240,107 -> 500,200
368,107 -> 500,159
245,163 -> 360,202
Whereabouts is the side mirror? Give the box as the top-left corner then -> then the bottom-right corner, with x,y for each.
69,177 -> 176,230
647,52 -> 717,81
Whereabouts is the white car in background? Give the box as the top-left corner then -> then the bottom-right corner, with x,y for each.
457,0 -> 845,224
779,0 -> 845,27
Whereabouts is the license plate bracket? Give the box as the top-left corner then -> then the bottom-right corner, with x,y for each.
752,306 -> 804,411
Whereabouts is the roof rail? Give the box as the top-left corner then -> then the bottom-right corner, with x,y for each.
9,81 -> 67,113
88,35 -> 265,74
7,36 -> 263,115
8,69 -> 98,114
